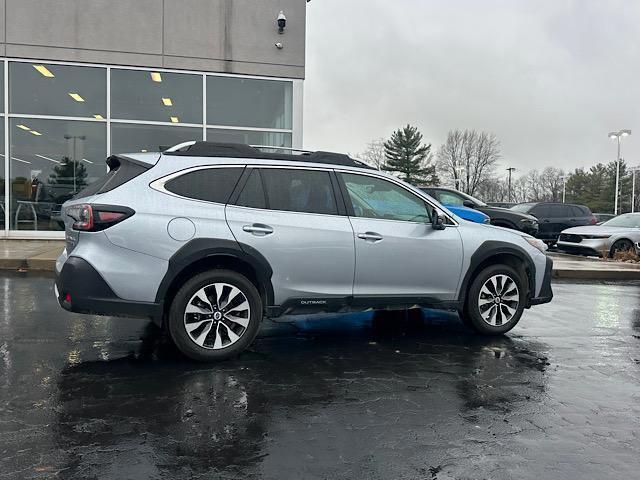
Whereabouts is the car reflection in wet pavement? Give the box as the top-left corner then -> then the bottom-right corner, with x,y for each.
1,273 -> 639,479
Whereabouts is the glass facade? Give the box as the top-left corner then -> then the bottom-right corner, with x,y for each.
1,59 -> 296,234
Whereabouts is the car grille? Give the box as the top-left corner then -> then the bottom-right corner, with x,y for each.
559,233 -> 582,243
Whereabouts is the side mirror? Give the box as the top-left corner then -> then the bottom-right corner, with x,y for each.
431,209 -> 446,230
462,200 -> 475,208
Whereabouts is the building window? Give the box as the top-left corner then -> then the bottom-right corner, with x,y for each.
207,128 -> 291,148
207,76 -> 292,129
111,69 -> 202,124
111,123 -> 201,154
1,60 -> 297,235
0,121 -> 5,231
9,118 -> 106,231
10,62 -> 106,118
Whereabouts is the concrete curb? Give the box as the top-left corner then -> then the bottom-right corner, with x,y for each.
552,268 -> 640,281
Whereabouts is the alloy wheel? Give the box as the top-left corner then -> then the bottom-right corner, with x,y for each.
183,283 -> 251,350
477,274 -> 520,327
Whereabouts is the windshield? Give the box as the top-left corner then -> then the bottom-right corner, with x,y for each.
454,190 -> 488,207
510,203 -> 534,213
601,213 -> 640,228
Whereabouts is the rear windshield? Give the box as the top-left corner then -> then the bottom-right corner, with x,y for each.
74,157 -> 149,199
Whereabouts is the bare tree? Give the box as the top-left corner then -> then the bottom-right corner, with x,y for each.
512,176 -> 530,203
437,129 -> 500,195
357,137 -> 386,169
525,170 -> 543,201
540,167 -> 565,201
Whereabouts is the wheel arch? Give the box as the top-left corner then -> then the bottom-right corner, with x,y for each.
458,241 -> 535,306
155,239 -> 274,326
609,237 -> 635,257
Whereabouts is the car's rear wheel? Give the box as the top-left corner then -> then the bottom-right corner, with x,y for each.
463,264 -> 526,335
609,239 -> 634,258
168,269 -> 262,361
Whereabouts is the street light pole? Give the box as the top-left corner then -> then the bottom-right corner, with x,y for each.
632,167 -> 639,213
454,165 -> 464,191
506,167 -> 516,202
609,129 -> 631,215
561,175 -> 568,203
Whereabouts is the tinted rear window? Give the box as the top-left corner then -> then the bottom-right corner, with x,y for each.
74,158 -> 149,199
260,168 -> 338,215
165,167 -> 243,203
235,169 -> 267,209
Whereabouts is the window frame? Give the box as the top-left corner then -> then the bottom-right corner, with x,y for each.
336,170 -> 457,226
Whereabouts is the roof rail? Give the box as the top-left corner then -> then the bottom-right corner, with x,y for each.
163,141 -> 375,169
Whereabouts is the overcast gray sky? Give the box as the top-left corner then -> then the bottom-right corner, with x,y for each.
303,0 -> 640,177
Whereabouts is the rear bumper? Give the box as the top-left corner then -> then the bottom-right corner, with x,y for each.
528,256 -> 553,306
55,256 -> 161,323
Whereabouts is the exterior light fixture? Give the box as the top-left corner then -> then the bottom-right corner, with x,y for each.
68,93 -> 85,102
170,116 -> 179,123
277,11 -> 286,33
150,72 -> 162,82
162,97 -> 173,106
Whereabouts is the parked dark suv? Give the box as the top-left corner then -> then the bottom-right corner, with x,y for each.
511,202 -> 597,243
421,187 -> 539,236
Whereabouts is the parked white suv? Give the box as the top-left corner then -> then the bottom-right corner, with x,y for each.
55,142 -> 553,361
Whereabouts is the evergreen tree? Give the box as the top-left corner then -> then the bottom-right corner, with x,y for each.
48,157 -> 88,194
382,124 -> 439,185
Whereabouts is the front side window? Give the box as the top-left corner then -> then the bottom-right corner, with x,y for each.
341,173 -> 431,223
549,205 -> 569,218
260,169 -> 338,215
164,167 -> 243,204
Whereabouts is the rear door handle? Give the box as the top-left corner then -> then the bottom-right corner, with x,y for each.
242,223 -> 274,236
357,232 -> 383,242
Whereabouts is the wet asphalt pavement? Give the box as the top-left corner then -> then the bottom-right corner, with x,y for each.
1,273 -> 639,480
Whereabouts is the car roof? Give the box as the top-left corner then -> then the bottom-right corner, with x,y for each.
162,141 -> 375,170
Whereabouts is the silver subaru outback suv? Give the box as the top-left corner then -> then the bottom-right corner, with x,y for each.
55,142 -> 553,361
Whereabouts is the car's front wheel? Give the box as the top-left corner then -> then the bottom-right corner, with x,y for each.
463,264 -> 526,335
609,239 -> 634,258
168,269 -> 262,361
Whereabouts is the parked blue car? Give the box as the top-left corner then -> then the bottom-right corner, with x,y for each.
447,205 -> 491,224
418,187 -> 490,224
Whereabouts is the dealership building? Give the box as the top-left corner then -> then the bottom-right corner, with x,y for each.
0,0 -> 305,237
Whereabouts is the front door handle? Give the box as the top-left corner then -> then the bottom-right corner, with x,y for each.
242,223 -> 274,236
357,232 -> 383,242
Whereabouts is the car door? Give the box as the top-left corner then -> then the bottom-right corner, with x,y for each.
530,204 -> 552,239
338,171 -> 463,300
225,167 -> 355,305
548,204 -> 572,238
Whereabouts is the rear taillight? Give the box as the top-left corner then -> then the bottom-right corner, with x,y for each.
589,216 -> 597,225
68,204 -> 134,232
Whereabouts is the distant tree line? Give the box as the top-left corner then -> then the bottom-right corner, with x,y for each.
359,125 -> 636,214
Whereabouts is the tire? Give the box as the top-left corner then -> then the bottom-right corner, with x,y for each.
609,239 -> 634,258
168,269 -> 262,362
463,264 -> 526,335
